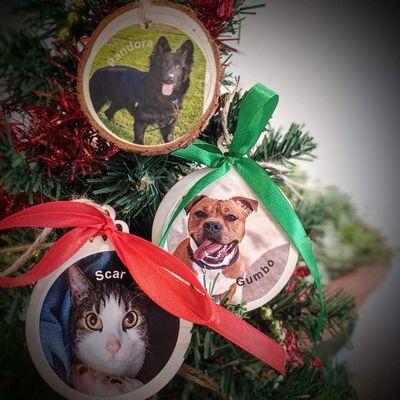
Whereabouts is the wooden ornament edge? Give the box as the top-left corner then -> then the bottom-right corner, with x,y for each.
77,0 -> 222,156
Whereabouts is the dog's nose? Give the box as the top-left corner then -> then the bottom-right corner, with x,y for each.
204,221 -> 222,234
169,72 -> 175,79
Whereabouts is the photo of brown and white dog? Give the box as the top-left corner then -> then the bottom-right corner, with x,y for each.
173,194 -> 258,303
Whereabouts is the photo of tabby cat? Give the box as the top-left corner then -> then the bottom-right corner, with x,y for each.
38,251 -> 181,398
66,264 -> 147,395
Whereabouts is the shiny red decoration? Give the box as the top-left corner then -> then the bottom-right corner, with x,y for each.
0,186 -> 45,220
294,265 -> 311,277
189,0 -> 236,40
6,84 -> 117,181
283,329 -> 305,368
283,328 -> 323,370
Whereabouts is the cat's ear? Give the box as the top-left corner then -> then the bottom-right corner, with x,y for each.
133,289 -> 149,310
66,265 -> 92,302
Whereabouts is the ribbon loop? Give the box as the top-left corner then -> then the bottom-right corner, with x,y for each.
0,201 -> 113,230
230,83 -> 279,156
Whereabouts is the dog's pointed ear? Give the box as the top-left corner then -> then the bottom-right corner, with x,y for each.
177,39 -> 194,65
151,36 -> 171,59
184,195 -> 207,215
231,196 -> 259,216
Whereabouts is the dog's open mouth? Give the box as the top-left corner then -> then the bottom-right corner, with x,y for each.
162,83 -> 175,96
193,239 -> 237,264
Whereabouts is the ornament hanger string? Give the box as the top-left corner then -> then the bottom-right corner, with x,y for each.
0,201 -> 286,374
219,81 -> 241,150
160,83 -> 325,342
139,0 -> 152,29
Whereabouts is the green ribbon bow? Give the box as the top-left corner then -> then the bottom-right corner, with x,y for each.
160,83 -> 324,340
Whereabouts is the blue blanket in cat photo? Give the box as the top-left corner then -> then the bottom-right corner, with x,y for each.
26,242 -> 192,400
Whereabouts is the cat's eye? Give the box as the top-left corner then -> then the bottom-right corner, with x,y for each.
85,312 -> 102,331
123,311 -> 138,330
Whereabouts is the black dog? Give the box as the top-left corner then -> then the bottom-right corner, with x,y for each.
89,36 -> 194,144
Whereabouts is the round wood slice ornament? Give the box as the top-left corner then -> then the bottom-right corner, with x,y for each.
78,0 -> 221,155
26,206 -> 192,399
152,168 -> 299,311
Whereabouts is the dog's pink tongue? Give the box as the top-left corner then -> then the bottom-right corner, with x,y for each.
194,240 -> 224,260
162,83 -> 174,96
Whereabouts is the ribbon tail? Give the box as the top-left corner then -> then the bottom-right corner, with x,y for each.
111,232 -> 213,324
208,303 -> 286,374
173,140 -> 225,166
235,158 -> 325,339
111,232 -> 286,374
0,201 -> 110,230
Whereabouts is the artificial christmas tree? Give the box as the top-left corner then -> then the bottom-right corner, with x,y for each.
0,1 -> 391,399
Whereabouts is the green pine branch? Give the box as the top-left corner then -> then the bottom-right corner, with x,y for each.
0,30 -> 62,105
269,283 -> 356,341
168,278 -> 356,400
0,127 -> 61,203
252,124 -> 317,164
86,152 -> 193,238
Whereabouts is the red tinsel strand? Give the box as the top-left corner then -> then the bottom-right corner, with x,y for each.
283,328 -> 323,370
283,329 -> 305,368
0,186 -> 46,220
295,265 -> 311,278
5,85 -> 117,181
282,265 -> 323,371
189,0 -> 236,43
287,265 -> 311,298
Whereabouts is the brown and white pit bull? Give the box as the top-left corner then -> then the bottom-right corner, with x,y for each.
173,195 -> 258,303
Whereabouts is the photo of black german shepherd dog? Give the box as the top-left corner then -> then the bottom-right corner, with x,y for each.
89,36 -> 194,144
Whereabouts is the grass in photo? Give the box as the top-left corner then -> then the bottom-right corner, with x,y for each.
90,24 -> 206,145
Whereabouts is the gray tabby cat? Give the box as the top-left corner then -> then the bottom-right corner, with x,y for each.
66,265 -> 148,396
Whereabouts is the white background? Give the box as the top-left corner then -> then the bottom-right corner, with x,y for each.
230,1 -> 399,399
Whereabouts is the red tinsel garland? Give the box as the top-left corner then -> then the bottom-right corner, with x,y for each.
189,0 -> 236,40
283,328 -> 323,370
0,186 -> 46,220
283,266 -> 323,370
4,84 -> 117,181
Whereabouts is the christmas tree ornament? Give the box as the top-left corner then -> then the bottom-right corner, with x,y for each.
153,167 -> 299,310
78,0 -> 220,155
0,201 -> 287,398
26,220 -> 192,399
153,84 -> 324,331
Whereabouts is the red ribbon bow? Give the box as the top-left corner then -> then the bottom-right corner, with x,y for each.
0,201 -> 285,374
